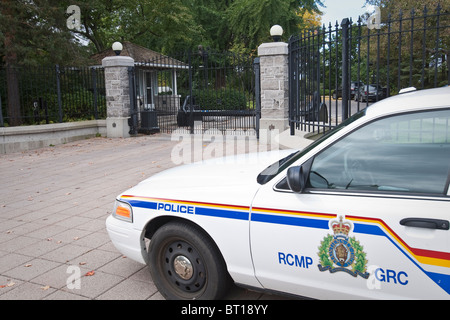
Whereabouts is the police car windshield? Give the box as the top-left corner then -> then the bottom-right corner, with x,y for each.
257,110 -> 367,185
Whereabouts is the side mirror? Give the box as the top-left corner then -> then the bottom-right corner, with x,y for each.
286,166 -> 305,193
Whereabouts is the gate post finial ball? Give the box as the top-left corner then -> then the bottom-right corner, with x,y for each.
112,42 -> 123,56
270,25 -> 283,42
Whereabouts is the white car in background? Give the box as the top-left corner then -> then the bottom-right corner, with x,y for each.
106,87 -> 449,300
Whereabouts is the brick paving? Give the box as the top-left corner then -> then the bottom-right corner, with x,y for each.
0,134 -> 301,300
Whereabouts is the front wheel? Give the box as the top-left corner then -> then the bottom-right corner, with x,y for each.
148,221 -> 231,300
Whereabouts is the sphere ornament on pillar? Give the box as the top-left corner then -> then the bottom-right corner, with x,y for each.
270,25 -> 283,42
112,42 -> 123,56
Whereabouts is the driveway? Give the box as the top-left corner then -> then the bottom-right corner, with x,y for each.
0,134 -> 298,300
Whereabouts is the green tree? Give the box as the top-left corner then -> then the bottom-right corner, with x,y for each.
0,0 -> 87,66
64,0 -> 121,53
65,0 -> 201,54
186,0 -> 232,51
227,0 -> 324,55
0,0 -> 88,125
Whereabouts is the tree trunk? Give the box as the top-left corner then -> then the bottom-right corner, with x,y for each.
2,0 -> 22,126
6,66 -> 21,126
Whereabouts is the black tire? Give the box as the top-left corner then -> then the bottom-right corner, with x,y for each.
148,221 -> 231,300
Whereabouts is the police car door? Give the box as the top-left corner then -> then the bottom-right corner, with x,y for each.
250,109 -> 450,299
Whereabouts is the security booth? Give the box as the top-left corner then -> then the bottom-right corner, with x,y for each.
134,58 -> 187,134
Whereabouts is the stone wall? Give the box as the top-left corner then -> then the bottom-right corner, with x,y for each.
0,120 -> 106,154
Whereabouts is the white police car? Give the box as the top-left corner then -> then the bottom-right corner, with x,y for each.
106,87 -> 449,300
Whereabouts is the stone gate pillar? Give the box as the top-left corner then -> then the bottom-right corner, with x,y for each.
102,56 -> 135,138
257,41 -> 289,133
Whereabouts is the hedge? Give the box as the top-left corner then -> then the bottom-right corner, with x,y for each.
187,89 -> 248,111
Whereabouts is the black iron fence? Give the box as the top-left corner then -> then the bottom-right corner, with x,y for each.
289,4 -> 449,134
1,49 -> 258,136
0,65 -> 106,127
129,49 -> 260,136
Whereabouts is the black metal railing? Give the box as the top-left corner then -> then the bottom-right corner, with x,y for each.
0,65 -> 106,127
289,4 -> 449,134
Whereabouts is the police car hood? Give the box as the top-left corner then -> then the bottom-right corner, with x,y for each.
123,149 -> 295,205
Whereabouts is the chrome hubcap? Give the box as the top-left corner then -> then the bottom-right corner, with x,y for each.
173,255 -> 193,280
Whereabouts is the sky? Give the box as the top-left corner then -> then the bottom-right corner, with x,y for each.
320,0 -> 374,26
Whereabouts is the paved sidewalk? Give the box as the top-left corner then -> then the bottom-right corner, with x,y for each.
0,132 -> 312,300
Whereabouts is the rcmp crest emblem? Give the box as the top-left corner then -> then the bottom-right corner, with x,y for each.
318,216 -> 369,279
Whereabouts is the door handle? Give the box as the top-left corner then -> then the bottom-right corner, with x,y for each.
400,218 -> 449,230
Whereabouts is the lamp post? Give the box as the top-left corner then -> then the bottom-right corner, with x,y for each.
112,42 -> 123,56
270,25 -> 283,42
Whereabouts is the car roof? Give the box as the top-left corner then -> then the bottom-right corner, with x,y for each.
365,86 -> 450,118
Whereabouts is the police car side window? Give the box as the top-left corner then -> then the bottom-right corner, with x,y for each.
308,109 -> 450,195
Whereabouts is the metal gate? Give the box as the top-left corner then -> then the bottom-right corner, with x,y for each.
289,4 -> 449,134
129,50 -> 260,137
